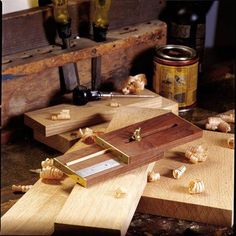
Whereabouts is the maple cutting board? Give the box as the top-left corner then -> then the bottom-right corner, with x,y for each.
54,112 -> 202,187
138,131 -> 234,227
24,89 -> 178,137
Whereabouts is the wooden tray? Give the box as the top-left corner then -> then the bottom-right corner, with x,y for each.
54,112 -> 203,187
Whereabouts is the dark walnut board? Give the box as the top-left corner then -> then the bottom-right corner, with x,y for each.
54,112 -> 203,187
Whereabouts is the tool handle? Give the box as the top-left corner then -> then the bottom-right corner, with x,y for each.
73,87 -> 102,105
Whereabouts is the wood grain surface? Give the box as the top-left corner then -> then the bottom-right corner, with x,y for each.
54,108 -> 171,235
3,20 -> 166,75
2,20 -> 167,129
54,112 -> 202,186
138,131 -> 234,227
33,122 -> 108,153
31,92 -> 178,152
0,107 -> 174,235
24,89 -> 178,137
0,178 -> 75,235
2,0 -> 164,56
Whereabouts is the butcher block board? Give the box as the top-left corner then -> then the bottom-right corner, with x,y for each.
138,131 -> 234,227
24,89 -> 178,137
0,108 -> 168,235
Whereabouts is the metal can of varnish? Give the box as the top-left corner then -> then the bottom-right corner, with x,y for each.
153,44 -> 199,111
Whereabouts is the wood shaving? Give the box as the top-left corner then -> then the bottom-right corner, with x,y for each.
185,144 -> 207,164
147,171 -> 160,182
217,121 -> 231,133
122,74 -> 147,95
79,127 -> 95,144
173,165 -> 186,179
40,166 -> 64,180
205,116 -> 231,133
12,184 -> 33,193
188,179 -> 205,194
29,169 -> 41,174
109,101 -> 121,107
114,187 -> 128,198
205,117 -> 222,131
41,158 -> 54,168
51,109 -> 70,120
227,137 -> 234,149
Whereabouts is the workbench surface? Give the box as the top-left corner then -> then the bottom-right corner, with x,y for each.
1,60 -> 235,235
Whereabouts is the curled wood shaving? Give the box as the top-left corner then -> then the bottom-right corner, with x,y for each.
122,74 -> 147,95
51,109 -> 70,120
205,117 -> 231,133
40,166 -> 64,180
41,158 -> 54,168
217,121 -> 231,133
79,127 -> 96,144
109,101 -> 121,107
205,117 -> 222,131
185,144 -> 207,164
147,171 -> 160,182
114,187 -> 128,198
29,169 -> 41,174
173,165 -> 186,179
227,137 -> 234,149
12,184 -> 33,193
188,179 -> 205,194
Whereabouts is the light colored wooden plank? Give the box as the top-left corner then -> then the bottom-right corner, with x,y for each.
31,90 -> 178,152
24,89 -> 166,137
33,122 -> 108,153
0,178 -> 75,235
54,108 -> 171,235
1,104 -> 177,235
138,131 -> 234,227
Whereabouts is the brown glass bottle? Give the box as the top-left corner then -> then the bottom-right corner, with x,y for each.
166,1 -> 213,76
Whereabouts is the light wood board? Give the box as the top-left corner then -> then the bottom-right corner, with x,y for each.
0,178 -> 74,235
24,89 -> 178,137
54,108 -> 172,235
33,122 -> 109,153
32,94 -> 178,153
0,108 -> 171,235
138,131 -> 234,227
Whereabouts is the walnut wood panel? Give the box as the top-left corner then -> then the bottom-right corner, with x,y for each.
55,112 -> 202,186
102,113 -> 203,160
2,0 -> 165,56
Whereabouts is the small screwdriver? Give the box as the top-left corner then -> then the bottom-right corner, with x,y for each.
73,86 -> 156,105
